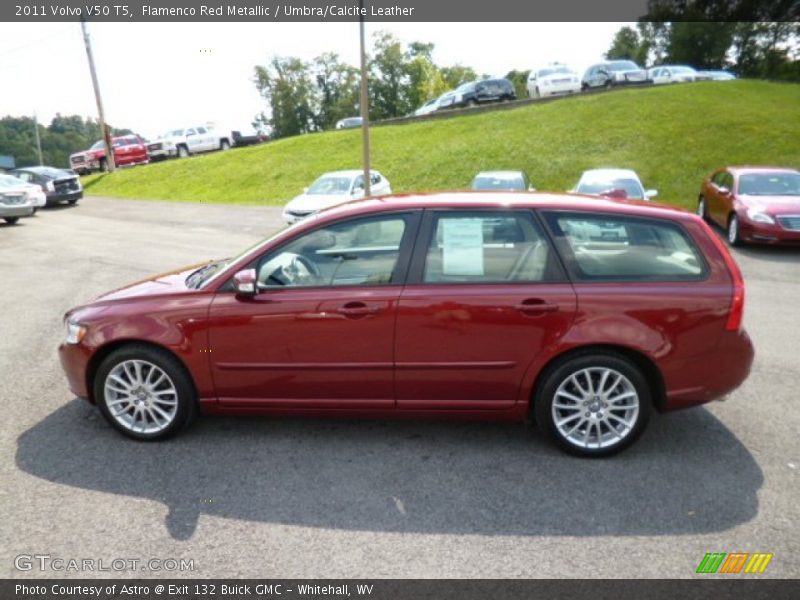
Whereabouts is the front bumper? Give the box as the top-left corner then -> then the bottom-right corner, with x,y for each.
539,83 -> 581,97
739,216 -> 800,245
47,190 -> 83,205
58,341 -> 93,401
0,204 -> 35,218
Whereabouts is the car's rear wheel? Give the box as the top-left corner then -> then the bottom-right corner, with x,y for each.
4,217 -> 19,224
534,352 -> 651,457
697,196 -> 708,221
220,139 -> 230,151
727,213 -> 742,246
467,99 -> 477,108
94,345 -> 196,441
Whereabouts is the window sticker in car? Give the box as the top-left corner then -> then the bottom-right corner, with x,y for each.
441,218 -> 484,276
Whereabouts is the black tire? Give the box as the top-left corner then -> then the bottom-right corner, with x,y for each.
94,344 -> 197,441
177,145 -> 189,158
67,198 -> 79,205
467,99 -> 477,108
534,87 -> 541,99
604,78 -> 613,89
4,217 -> 19,224
533,352 -> 651,457
220,139 -> 230,151
727,213 -> 743,247
697,196 -> 708,221
99,158 -> 108,172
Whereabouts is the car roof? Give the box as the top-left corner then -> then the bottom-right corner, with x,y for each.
579,168 -> 641,180
474,171 -> 525,178
311,191 -> 691,223
725,166 -> 799,175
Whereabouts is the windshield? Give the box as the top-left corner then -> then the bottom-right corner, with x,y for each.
0,175 -> 23,187
672,66 -> 695,74
472,175 -> 525,191
113,136 -> 139,147
738,172 -> 800,196
90,140 -> 104,150
167,129 -> 184,137
538,67 -> 573,77
307,176 -> 353,195
578,178 -> 644,199
607,61 -> 639,72
456,82 -> 475,92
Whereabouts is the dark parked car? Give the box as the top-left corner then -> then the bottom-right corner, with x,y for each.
10,166 -> 83,206
59,193 -> 753,456
698,166 -> 800,246
582,60 -> 648,89
448,79 -> 516,108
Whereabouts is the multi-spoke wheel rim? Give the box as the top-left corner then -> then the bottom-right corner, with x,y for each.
551,367 -> 640,450
103,360 -> 178,434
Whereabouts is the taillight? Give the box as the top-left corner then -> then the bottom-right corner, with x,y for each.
699,217 -> 745,331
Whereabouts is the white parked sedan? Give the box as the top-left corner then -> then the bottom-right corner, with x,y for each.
648,65 -> 698,84
527,65 -> 582,98
0,174 -> 45,209
572,169 -> 657,201
0,175 -> 36,224
414,94 -> 445,116
282,170 -> 392,224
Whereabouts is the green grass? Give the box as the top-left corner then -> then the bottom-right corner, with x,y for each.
82,80 -> 800,210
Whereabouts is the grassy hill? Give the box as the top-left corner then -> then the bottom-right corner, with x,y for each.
82,80 -> 800,211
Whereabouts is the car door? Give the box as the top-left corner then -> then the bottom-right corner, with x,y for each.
708,171 -> 732,226
185,128 -> 202,153
394,209 -> 577,410
196,127 -> 214,151
207,211 -> 420,408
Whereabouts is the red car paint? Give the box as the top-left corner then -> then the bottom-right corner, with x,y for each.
700,166 -> 800,245
59,193 -> 753,424
69,135 -> 149,174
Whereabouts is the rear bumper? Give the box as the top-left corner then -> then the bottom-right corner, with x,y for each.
662,329 -> 754,411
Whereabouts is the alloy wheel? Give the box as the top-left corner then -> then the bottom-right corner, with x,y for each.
103,359 -> 179,435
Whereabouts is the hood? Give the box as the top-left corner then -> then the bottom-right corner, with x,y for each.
740,195 -> 800,216
91,263 -> 209,304
285,192 -> 357,214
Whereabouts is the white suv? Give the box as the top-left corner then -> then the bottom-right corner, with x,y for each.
527,65 -> 581,98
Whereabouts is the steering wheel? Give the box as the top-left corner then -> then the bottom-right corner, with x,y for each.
265,253 -> 321,286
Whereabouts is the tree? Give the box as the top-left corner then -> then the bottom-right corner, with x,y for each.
504,70 -> 530,99
439,65 -> 478,89
606,26 -> 646,62
313,52 -> 360,130
369,31 -> 411,119
665,21 -> 735,68
253,56 -> 318,139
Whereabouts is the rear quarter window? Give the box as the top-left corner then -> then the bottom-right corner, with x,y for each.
543,211 -> 708,281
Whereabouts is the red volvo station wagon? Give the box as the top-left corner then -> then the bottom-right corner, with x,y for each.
59,193 -> 754,456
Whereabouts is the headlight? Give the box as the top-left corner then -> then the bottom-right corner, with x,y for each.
45,181 -> 55,192
65,320 -> 87,345
746,209 -> 775,224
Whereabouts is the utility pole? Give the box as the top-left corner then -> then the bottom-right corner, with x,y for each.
358,0 -> 371,196
80,18 -> 114,171
33,112 -> 43,165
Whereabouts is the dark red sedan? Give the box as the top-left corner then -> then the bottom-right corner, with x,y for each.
59,193 -> 753,456
698,166 -> 800,246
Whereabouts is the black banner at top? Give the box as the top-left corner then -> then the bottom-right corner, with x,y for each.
2,0 -> 799,22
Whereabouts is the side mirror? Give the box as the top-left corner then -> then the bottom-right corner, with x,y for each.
645,189 -> 658,199
718,186 -> 730,196
233,268 -> 257,297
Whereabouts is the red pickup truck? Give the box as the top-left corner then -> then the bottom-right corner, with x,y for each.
69,135 -> 149,174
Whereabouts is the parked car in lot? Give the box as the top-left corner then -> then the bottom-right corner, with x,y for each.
147,126 -> 232,160
10,166 -> 82,206
697,70 -> 736,81
70,135 -> 149,174
58,192 -> 754,456
648,65 -> 699,84
0,175 -> 36,224
572,169 -> 657,201
471,171 -> 535,191
698,166 -> 800,246
282,170 -> 391,224
527,65 -> 582,98
414,95 -> 445,116
582,60 -> 649,89
335,117 -> 363,130
446,78 -> 516,108
0,173 -> 46,211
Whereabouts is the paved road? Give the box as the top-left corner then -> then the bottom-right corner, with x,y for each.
1,197 -> 798,579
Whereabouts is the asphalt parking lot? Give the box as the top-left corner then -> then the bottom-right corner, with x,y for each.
1,196 -> 798,579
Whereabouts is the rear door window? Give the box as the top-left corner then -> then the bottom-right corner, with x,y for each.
542,212 -> 707,281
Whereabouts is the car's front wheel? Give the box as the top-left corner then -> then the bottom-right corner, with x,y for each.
177,145 -> 189,158
94,344 -> 196,441
727,213 -> 742,246
534,352 -> 651,457
3,217 -> 19,224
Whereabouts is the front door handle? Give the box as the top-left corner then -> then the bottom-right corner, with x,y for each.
336,302 -> 381,317
514,299 -> 559,314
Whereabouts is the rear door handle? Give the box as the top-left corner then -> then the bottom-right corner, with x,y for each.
514,299 -> 559,314
336,302 -> 381,317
